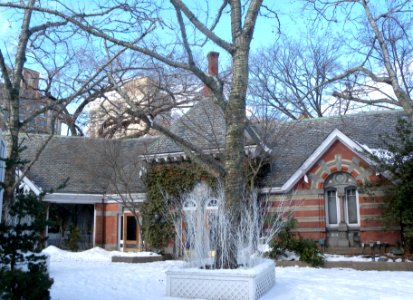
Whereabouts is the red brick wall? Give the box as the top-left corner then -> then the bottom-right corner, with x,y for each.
95,203 -> 120,250
269,140 -> 401,246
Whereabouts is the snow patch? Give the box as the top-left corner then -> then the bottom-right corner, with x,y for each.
42,246 -> 160,263
46,249 -> 413,300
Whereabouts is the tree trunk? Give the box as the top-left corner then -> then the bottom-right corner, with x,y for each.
214,47 -> 249,269
1,86 -> 20,223
1,0 -> 34,223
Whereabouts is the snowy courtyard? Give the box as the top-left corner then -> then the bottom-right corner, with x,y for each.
43,246 -> 413,300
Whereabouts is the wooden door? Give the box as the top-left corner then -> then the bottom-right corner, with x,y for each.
122,213 -> 139,252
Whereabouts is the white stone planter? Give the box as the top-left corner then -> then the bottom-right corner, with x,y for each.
166,259 -> 275,300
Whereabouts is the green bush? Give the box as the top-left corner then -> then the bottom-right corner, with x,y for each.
67,225 -> 80,251
268,218 -> 324,267
294,238 -> 324,267
0,263 -> 52,300
372,118 -> 413,253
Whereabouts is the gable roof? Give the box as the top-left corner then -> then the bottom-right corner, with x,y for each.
147,97 -> 256,156
264,110 -> 406,190
263,128 -> 371,193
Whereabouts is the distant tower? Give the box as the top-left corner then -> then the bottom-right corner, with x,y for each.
0,68 -> 61,134
88,77 -> 172,139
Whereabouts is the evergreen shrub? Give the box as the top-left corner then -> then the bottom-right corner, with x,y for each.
0,192 -> 53,299
268,218 -> 324,267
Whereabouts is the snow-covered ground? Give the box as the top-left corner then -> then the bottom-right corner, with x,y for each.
43,247 -> 413,300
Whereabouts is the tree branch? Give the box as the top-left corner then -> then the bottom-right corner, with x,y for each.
170,0 -> 234,53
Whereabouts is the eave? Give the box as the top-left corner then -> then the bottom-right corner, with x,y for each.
43,193 -> 146,204
141,145 -> 258,163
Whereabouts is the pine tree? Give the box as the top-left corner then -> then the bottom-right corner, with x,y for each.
0,192 -> 53,300
375,118 -> 413,253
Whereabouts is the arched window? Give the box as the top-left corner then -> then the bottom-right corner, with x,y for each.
205,198 -> 218,209
324,172 -> 360,227
183,199 -> 197,211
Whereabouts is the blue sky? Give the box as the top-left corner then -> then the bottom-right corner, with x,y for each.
0,1 -> 339,69
0,3 -> 397,101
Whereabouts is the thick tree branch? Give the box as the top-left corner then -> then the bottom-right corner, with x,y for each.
170,0 -> 234,53
104,55 -> 225,177
332,91 -> 399,106
243,0 -> 264,38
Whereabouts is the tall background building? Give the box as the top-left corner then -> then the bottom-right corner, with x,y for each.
88,77 -> 172,139
0,68 -> 61,134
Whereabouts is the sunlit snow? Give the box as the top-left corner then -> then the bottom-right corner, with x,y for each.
43,246 -> 413,300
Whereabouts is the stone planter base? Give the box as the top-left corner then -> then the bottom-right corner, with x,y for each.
166,259 -> 275,300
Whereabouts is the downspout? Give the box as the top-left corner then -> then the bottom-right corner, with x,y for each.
117,208 -> 123,251
93,203 -> 96,247
101,197 -> 105,248
45,203 -> 49,247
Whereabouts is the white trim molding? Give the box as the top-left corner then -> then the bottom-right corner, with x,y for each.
141,145 -> 257,163
43,192 -> 146,204
16,170 -> 43,196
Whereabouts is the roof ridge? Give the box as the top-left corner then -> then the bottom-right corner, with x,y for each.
295,109 -> 404,125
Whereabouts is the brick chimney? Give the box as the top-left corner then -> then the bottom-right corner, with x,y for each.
203,51 -> 219,97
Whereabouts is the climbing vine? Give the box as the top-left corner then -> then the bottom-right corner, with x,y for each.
141,162 -> 216,253
141,157 -> 270,254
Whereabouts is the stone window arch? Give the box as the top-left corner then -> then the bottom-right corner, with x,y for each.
183,199 -> 197,211
205,198 -> 218,210
324,172 -> 360,227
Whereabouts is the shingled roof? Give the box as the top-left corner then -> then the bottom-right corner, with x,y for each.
147,97 -> 256,155
18,108 -> 406,196
20,134 -> 157,194
265,110 -> 406,188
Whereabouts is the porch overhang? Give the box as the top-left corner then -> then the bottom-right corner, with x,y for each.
43,193 -> 146,204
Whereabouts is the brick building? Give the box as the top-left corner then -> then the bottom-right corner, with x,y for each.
0,68 -> 61,134
88,77 -> 172,139
18,102 -> 404,252
12,56 -> 404,253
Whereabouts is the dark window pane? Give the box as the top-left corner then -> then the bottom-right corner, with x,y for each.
126,216 -> 137,241
120,216 -> 123,240
327,190 -> 338,224
346,189 -> 358,224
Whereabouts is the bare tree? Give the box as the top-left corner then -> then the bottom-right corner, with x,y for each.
92,139 -> 153,250
0,1 -> 152,222
88,53 -> 201,139
1,0 -> 270,268
249,36 -> 345,119
306,0 -> 413,120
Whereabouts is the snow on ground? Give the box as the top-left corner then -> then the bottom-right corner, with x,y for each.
324,254 -> 375,262
43,247 -> 413,300
43,245 -> 160,262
